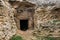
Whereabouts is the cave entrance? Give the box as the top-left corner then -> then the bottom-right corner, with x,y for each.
20,20 -> 28,31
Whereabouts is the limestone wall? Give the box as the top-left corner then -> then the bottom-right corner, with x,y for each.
34,7 -> 60,37
0,6 -> 17,40
0,0 -> 60,40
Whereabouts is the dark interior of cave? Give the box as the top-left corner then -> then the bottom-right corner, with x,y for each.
20,20 -> 28,31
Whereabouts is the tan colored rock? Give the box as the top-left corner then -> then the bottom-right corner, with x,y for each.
34,7 -> 60,38
0,3 -> 17,40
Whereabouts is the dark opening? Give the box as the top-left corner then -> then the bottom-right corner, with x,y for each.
20,20 -> 28,31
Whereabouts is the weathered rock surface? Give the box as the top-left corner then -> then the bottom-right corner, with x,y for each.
0,0 -> 60,40
34,7 -> 60,38
27,0 -> 60,8
0,4 -> 17,40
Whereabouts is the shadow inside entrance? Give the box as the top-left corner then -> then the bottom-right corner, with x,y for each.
20,20 -> 28,31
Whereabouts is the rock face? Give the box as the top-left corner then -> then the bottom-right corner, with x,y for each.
0,0 -> 60,40
27,0 -> 60,8
0,5 -> 17,40
34,6 -> 60,38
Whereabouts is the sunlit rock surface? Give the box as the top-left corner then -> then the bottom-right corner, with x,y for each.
0,6 -> 17,40
0,0 -> 60,40
34,7 -> 60,38
27,0 -> 60,8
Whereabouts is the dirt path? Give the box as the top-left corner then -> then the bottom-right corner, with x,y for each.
17,30 -> 36,40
